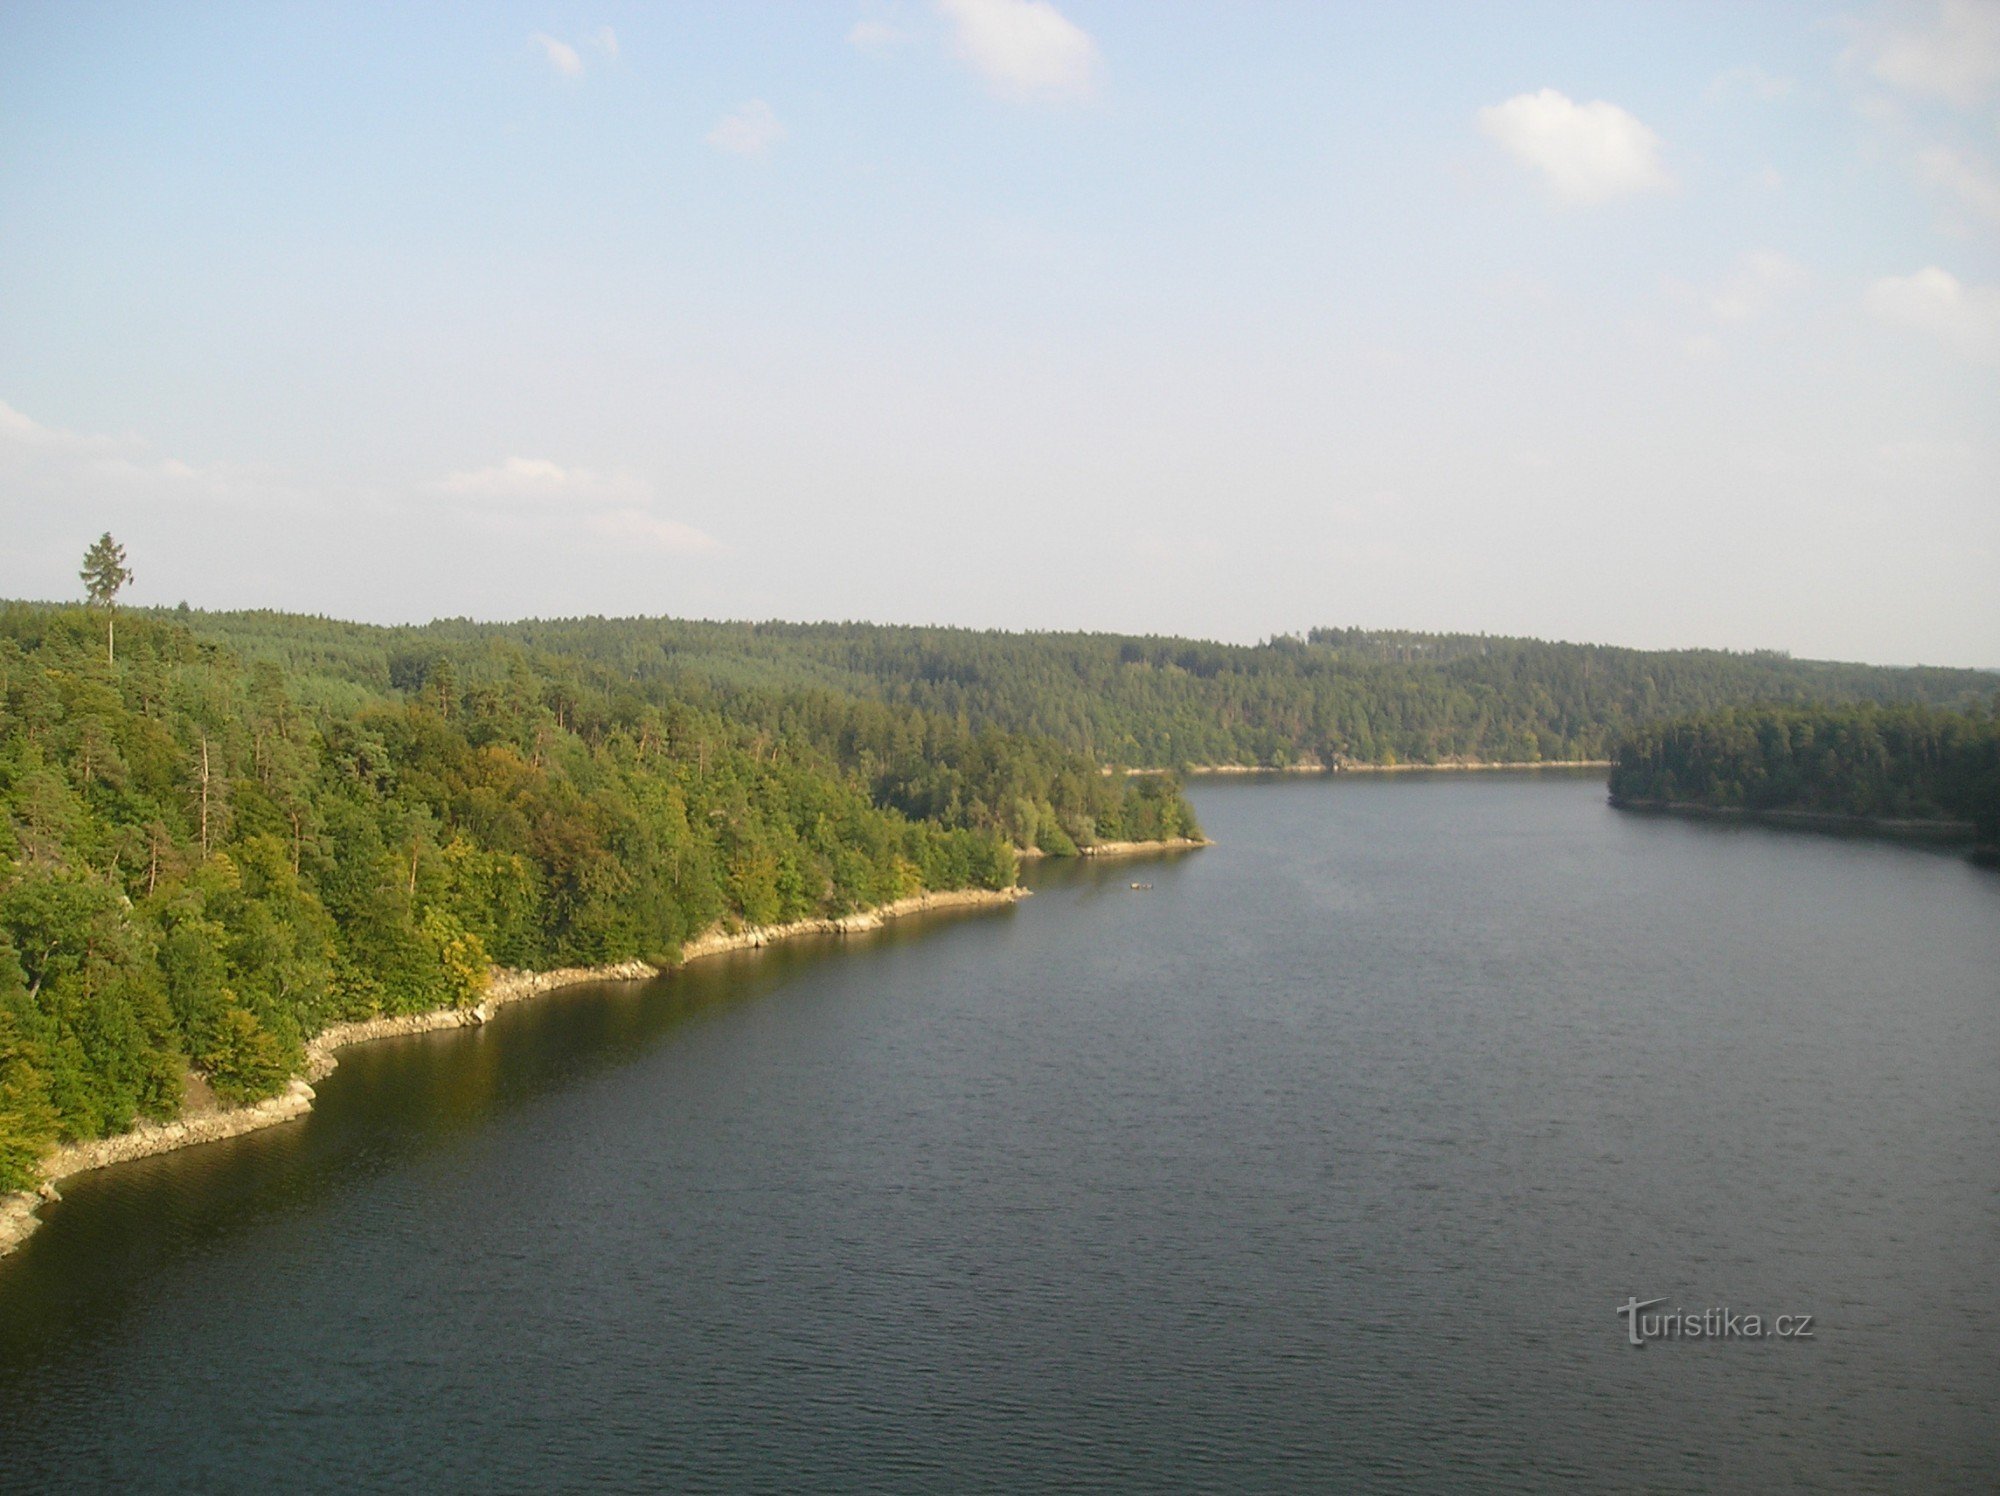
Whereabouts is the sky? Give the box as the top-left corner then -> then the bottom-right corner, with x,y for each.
1,1 -> 1995,667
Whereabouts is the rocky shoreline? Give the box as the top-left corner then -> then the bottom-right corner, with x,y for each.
1015,835 -> 1211,861
0,885 -> 1027,1261
1077,835 -> 1211,857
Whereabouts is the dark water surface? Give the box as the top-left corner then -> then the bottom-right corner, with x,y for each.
3,774 -> 1997,1492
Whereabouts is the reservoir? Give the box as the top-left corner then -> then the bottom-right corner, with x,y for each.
2,773 -> 1995,1491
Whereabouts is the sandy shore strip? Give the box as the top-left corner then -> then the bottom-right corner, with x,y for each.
1015,835 -> 1212,861
1,885 -> 1027,1260
1077,836 -> 1212,857
1119,760 -> 1608,776
1179,760 -> 1610,774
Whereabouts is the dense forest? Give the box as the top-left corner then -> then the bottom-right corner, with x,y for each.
165,611 -> 1996,770
1609,704 -> 2000,841
6,592 -> 1993,1192
0,603 -> 1198,1189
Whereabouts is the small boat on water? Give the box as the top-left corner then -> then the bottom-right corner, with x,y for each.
1130,882 -> 1153,891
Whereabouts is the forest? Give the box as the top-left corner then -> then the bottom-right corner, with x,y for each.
0,603 -> 1199,1189
6,593 -> 1994,1192
168,611 -> 1997,770
1608,703 -> 2000,840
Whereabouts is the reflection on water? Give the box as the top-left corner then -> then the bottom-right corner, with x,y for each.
2,774 -> 1996,1493
0,912 -> 1015,1366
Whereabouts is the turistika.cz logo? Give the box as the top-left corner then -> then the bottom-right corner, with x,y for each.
1617,1297 -> 1815,1347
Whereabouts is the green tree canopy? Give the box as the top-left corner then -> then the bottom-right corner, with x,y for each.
79,533 -> 133,664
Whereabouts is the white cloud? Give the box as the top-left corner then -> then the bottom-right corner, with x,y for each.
1661,252 -> 1808,359
434,455 -> 583,497
847,19 -> 908,54
1477,89 -> 1671,202
1865,266 -> 2000,358
1917,142 -> 2000,225
706,99 -> 786,157
1708,250 -> 1808,322
530,32 -> 584,79
593,26 -> 619,62
430,456 -> 717,553
0,397 -> 218,485
0,397 -> 66,446
937,0 -> 1098,101
0,398 -> 307,606
583,509 -> 718,554
1865,0 -> 2000,109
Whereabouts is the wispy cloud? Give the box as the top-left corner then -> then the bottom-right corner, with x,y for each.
1477,89 -> 1671,202
0,397 -> 79,448
583,509 -> 717,553
1707,250 -> 1808,322
1836,7 -> 2000,239
707,99 -> 786,156
1708,64 -> 1798,102
1917,143 -> 2000,226
1664,252 -> 1807,361
937,0 -> 1099,101
0,395 -> 312,601
434,455 -> 581,498
530,32 -> 584,79
593,26 -> 619,62
1866,266 -> 2000,359
430,456 -> 718,554
0,397 -> 225,489
1859,0 -> 2000,110
0,402 -> 722,608
847,19 -> 908,55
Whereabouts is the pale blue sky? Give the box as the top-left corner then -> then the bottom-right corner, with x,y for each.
2,1 -> 1995,664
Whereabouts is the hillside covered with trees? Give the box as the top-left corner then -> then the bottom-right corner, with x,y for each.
1609,704 -> 2000,842
7,591 -> 1992,1191
0,603 -> 1198,1189
167,612 -> 1996,770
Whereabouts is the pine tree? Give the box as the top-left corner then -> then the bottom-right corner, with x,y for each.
79,533 -> 133,664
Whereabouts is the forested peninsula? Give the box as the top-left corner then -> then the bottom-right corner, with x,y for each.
1609,704 -> 2000,851
0,603 -> 1199,1203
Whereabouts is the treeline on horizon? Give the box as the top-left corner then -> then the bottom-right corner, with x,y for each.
0,604 -> 1199,1188
154,609 -> 1995,770
1609,703 -> 2000,841
5,595 -> 1991,1189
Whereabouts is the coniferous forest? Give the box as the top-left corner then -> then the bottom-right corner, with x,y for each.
169,611 -> 1996,769
1608,703 -> 2000,841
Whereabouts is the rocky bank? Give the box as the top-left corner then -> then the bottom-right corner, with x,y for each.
1,886 -> 1027,1260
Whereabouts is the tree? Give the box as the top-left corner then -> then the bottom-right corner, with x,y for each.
80,532 -> 133,664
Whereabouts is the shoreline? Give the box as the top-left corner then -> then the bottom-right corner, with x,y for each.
1077,835 -> 1211,858
1182,759 -> 1610,775
1119,760 -> 1610,776
0,884 -> 1027,1260
1324,758 -> 1610,773
1608,796 -> 1978,844
1016,835 -> 1212,861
